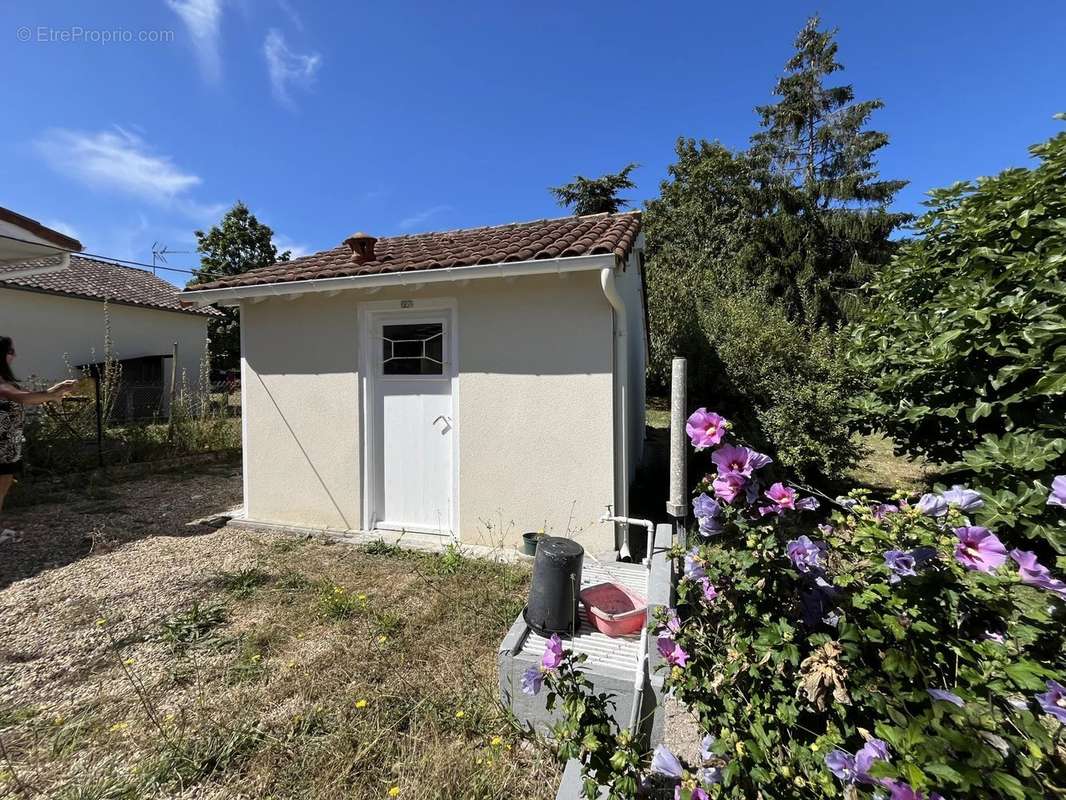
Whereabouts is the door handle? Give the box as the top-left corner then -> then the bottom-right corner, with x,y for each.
433,415 -> 452,431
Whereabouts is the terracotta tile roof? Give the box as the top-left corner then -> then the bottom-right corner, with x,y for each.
187,212 -> 641,291
0,255 -> 219,317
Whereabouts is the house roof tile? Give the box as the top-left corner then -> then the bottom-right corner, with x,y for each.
186,211 -> 641,292
0,255 -> 219,317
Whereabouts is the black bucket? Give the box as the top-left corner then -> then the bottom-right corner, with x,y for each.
524,536 -> 584,637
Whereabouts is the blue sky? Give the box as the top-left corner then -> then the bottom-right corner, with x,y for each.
2,1 -> 1063,286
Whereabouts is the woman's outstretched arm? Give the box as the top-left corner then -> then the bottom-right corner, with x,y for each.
0,380 -> 78,406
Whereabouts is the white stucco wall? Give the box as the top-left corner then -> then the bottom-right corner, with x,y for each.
240,271 -> 620,551
0,288 -> 209,394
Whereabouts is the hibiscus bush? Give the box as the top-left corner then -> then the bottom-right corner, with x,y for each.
529,410 -> 1066,799
658,411 -> 1066,799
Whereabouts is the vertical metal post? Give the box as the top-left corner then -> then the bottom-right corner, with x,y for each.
666,358 -> 688,529
168,341 -> 179,417
91,365 -> 104,468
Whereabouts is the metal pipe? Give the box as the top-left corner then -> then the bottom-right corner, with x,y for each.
600,266 -> 631,558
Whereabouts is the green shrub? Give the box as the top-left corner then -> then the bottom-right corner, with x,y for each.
849,120 -> 1066,550
645,139 -> 862,482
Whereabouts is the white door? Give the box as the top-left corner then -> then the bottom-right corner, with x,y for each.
369,311 -> 455,535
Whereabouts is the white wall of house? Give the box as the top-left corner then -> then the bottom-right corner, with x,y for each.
0,287 -> 209,397
240,270 -> 622,551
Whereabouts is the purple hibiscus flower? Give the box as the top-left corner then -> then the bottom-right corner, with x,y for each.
759,482 -> 819,516
692,493 -> 720,520
684,548 -> 706,581
712,472 -> 746,504
1047,475 -> 1066,508
686,409 -> 727,451
650,744 -> 684,778
885,781 -> 944,800
699,578 -> 718,603
953,526 -> 1008,573
657,636 -> 690,668
660,608 -> 682,639
943,485 -> 983,513
824,750 -> 856,782
825,739 -> 890,785
786,535 -> 825,573
1036,680 -> 1066,723
884,550 -> 917,584
711,444 -> 772,477
916,493 -> 948,517
873,503 -> 899,520
541,634 -> 565,671
699,734 -> 715,763
854,739 -> 890,782
692,493 -> 723,535
928,688 -> 965,707
1011,549 -> 1066,598
520,664 -> 544,696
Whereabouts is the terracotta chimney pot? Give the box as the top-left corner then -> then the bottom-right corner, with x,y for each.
344,232 -> 377,264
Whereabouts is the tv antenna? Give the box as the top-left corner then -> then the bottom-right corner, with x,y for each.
151,242 -> 193,275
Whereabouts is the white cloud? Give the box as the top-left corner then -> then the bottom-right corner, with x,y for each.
397,205 -> 452,232
166,0 -> 224,82
35,127 -> 223,221
276,0 -> 304,31
263,29 -> 321,108
272,234 -> 311,259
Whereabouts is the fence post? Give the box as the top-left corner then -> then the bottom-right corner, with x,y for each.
91,364 -> 104,468
666,357 -> 687,528
168,341 -> 179,417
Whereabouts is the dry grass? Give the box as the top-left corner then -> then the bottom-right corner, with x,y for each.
0,484 -> 559,799
848,432 -> 937,495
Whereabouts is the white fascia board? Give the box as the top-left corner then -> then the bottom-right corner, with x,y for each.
179,252 -> 618,308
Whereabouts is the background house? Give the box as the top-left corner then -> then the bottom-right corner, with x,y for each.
0,254 -> 218,418
182,213 -> 647,552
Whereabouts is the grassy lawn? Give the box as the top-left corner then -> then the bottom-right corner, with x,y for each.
0,522 -> 558,799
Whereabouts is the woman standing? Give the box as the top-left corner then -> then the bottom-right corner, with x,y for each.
0,336 -> 77,542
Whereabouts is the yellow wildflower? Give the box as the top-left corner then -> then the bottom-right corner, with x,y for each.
109,722 -> 129,733
123,658 -> 136,666
490,736 -> 503,747
355,699 -> 368,709
388,788 -> 400,798
358,593 -> 368,602
454,710 -> 465,719
95,618 -> 107,627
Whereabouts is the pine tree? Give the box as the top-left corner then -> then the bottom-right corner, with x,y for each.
189,202 -> 290,372
549,163 -> 638,216
750,16 -> 909,326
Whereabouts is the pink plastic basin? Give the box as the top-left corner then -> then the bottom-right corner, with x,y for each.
580,581 -> 647,637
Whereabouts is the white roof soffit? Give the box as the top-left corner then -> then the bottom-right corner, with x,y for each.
179,252 -> 619,307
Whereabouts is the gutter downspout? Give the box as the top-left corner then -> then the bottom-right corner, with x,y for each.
600,264 -> 630,559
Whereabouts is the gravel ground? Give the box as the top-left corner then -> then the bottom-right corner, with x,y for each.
0,466 -> 558,799
0,461 -> 242,592
0,464 -> 245,711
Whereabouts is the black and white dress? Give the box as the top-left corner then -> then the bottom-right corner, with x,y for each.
0,392 -> 25,475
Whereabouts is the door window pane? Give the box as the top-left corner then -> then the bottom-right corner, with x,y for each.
382,323 -> 444,375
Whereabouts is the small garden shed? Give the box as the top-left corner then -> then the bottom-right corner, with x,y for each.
181,213 -> 648,552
